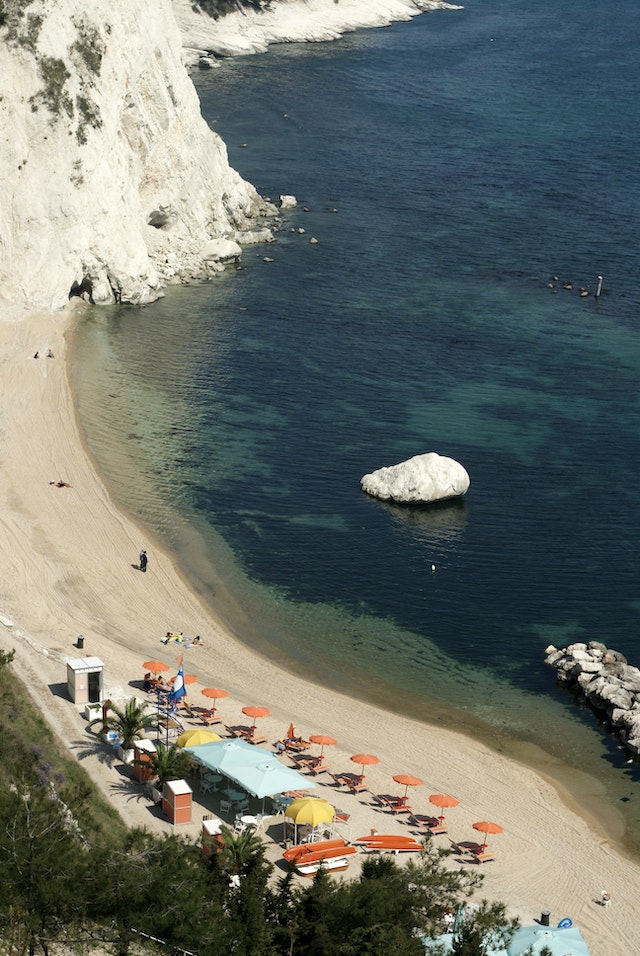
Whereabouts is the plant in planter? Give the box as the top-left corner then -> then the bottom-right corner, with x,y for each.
135,741 -> 194,802
89,698 -> 158,762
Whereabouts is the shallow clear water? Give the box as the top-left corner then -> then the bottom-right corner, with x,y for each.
73,0 -> 640,844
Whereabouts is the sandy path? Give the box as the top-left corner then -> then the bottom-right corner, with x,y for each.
0,302 -> 636,955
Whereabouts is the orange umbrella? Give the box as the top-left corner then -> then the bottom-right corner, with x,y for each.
142,660 -> 169,674
309,734 -> 338,756
472,820 -> 503,847
350,753 -> 380,776
429,793 -> 459,820
171,673 -> 197,685
392,773 -> 423,798
202,687 -> 229,707
242,704 -> 270,730
287,722 -> 296,739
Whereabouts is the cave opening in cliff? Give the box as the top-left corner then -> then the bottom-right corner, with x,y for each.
69,277 -> 94,303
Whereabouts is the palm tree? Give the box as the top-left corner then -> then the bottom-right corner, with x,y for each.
89,698 -> 158,754
135,741 -> 194,792
217,825 -> 266,878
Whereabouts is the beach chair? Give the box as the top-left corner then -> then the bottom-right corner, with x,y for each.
347,779 -> 368,795
387,801 -> 413,815
306,760 -> 329,776
201,708 -> 222,726
327,772 -> 351,788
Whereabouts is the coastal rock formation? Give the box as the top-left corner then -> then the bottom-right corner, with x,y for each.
173,0 -> 463,62
361,452 -> 470,504
545,642 -> 640,758
0,0 -> 271,310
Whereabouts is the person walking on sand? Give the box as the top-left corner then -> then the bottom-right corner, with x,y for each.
139,549 -> 148,573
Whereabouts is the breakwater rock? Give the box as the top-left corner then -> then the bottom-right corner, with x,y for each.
545,642 -> 640,758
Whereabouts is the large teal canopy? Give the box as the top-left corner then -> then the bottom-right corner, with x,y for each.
185,738 -> 315,798
423,924 -> 591,956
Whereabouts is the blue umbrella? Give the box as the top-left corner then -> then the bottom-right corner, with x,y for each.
185,739 -> 315,798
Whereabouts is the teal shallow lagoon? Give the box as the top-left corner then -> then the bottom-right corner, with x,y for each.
72,0 -> 640,847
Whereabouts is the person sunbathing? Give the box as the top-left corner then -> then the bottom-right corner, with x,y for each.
49,480 -> 71,488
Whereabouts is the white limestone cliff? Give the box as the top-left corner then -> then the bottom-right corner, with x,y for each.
0,0 -> 270,310
361,452 -> 470,504
172,0 -> 462,62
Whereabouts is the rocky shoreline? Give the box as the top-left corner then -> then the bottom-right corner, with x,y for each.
545,642 -> 640,758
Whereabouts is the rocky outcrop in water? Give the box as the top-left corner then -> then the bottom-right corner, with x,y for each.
545,642 -> 640,758
361,452 -> 470,504
173,0 -> 463,63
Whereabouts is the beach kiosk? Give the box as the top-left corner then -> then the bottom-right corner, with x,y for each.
201,816 -> 223,858
66,656 -> 104,708
133,738 -> 157,783
163,779 -> 193,825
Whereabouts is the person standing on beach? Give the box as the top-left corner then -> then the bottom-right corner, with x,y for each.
139,549 -> 148,573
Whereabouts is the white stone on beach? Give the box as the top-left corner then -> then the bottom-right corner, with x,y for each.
361,452 -> 470,504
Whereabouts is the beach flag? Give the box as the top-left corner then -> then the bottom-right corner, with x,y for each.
168,662 -> 187,704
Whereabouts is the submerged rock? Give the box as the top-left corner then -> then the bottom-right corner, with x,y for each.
361,452 -> 470,504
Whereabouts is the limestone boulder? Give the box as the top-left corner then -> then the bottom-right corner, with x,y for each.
361,453 -> 470,504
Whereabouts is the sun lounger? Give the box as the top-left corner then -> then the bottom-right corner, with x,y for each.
410,814 -> 447,835
201,708 -> 222,726
306,761 -> 329,776
326,772 -> 349,787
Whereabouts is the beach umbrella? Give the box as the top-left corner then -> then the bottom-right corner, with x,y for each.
472,820 -> 503,847
286,722 -> 296,739
242,705 -> 270,730
285,797 -> 335,841
309,734 -> 338,756
201,687 -> 229,708
428,793 -> 459,820
350,753 -> 379,776
392,773 -> 423,798
171,673 -> 197,685
176,728 -> 222,747
142,660 -> 169,674
285,797 -> 335,826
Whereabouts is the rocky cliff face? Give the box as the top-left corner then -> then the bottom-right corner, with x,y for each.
0,0 -> 269,309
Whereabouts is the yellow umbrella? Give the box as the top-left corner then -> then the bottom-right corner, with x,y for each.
176,728 -> 222,748
285,797 -> 335,826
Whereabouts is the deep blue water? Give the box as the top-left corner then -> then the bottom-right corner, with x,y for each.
73,0 -> 640,837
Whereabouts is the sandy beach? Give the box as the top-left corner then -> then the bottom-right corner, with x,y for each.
0,301 -> 638,955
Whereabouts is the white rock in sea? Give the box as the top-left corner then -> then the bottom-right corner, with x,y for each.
361,452 -> 470,504
0,0 -> 271,310
280,195 -> 298,209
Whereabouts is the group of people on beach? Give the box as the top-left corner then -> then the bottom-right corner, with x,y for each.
33,349 -> 54,358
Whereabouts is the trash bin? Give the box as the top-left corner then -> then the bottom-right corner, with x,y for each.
540,910 -> 550,927
76,635 -> 84,649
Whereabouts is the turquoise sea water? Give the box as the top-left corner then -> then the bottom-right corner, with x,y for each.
73,0 -> 640,843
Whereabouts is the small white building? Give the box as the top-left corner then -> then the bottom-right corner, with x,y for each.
66,656 -> 104,706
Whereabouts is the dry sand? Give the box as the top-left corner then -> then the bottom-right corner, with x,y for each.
0,302 -> 637,955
